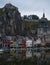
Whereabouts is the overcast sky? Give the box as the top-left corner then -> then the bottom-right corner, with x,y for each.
0,0 -> 50,20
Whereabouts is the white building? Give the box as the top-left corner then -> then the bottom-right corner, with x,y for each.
33,38 -> 41,46
26,39 -> 32,47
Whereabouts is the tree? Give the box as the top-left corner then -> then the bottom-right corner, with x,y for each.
23,15 -> 28,19
32,15 -> 39,20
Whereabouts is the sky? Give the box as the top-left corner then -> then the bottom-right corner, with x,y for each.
0,0 -> 50,20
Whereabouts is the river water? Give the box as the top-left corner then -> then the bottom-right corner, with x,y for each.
0,48 -> 50,65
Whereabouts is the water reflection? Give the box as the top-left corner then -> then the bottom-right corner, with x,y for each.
0,49 -> 50,65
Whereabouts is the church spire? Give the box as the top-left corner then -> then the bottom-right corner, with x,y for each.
43,12 -> 45,18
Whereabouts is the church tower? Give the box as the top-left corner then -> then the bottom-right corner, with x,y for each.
43,13 -> 45,18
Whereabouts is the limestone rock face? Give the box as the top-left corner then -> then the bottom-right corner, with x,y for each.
0,3 -> 22,35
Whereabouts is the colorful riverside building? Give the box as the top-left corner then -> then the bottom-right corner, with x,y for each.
16,37 -> 22,48
16,36 -> 26,48
16,36 -> 33,48
10,40 -> 16,49
26,39 -> 33,48
21,40 -> 26,48
3,39 -> 11,50
0,36 -> 3,49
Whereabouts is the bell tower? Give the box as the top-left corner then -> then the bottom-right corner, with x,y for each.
43,13 -> 45,18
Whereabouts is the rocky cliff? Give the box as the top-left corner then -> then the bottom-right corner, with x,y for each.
0,3 -> 22,36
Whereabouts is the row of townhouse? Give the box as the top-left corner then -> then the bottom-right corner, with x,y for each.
0,36 -> 36,50
0,35 -> 50,51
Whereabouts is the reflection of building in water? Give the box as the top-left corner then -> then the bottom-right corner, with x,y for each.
33,51 -> 41,58
10,50 -> 16,58
45,51 -> 50,58
16,50 -> 26,59
26,50 -> 32,58
16,50 -> 32,59
16,50 -> 50,60
3,52 -> 10,59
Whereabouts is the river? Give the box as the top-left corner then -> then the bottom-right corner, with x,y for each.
0,48 -> 50,65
